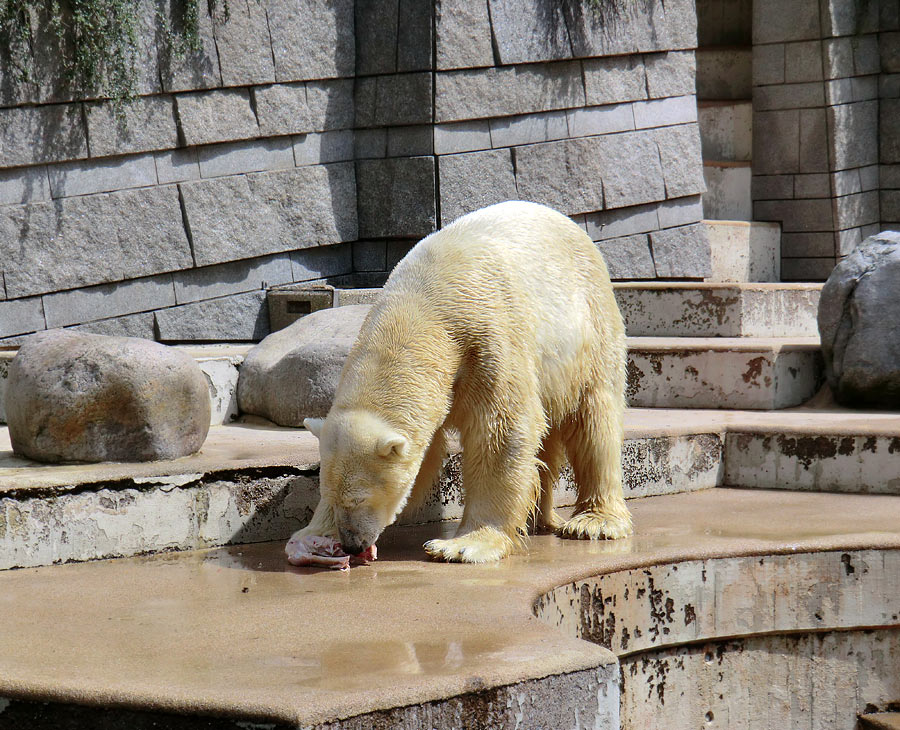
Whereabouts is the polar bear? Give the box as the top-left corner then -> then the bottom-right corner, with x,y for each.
292,201 -> 631,563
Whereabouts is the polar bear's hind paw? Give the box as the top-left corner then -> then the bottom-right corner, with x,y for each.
557,510 -> 632,540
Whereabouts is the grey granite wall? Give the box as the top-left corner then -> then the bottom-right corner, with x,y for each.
750,0 -> 885,280
0,0 -> 707,344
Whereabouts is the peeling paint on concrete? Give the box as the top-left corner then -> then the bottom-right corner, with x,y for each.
627,343 -> 822,409
725,432 -> 900,493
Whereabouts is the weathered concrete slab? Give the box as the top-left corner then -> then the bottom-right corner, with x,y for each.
706,219 -> 781,283
0,490 -> 898,727
626,337 -> 824,409
614,283 -> 821,337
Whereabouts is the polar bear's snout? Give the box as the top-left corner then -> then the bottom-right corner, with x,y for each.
334,503 -> 384,556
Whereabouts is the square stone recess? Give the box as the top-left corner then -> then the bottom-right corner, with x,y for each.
267,285 -> 335,332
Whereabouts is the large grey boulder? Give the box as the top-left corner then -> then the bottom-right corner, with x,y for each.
5,331 -> 211,462
237,304 -> 370,426
818,232 -> 900,409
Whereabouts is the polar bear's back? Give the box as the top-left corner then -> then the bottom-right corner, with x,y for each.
379,201 -> 624,415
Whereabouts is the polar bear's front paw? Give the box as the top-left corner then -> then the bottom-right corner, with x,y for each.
557,510 -> 633,540
423,527 -> 514,563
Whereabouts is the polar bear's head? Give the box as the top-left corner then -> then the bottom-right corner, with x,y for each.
304,410 -> 420,554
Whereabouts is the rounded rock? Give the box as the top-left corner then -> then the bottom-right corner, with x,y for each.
817,231 -> 900,408
237,304 -> 370,426
6,331 -> 211,462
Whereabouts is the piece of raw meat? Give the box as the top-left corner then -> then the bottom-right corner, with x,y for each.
285,535 -> 377,570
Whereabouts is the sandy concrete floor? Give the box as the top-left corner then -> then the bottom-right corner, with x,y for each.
1,488 -> 899,726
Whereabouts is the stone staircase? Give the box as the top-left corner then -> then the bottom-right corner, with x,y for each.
1,278 -> 899,727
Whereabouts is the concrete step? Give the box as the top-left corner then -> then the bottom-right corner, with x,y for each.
0,489 -> 898,728
0,413 -> 724,570
696,46 -> 751,100
7,397 -> 897,571
703,161 -> 752,221
616,282 -> 819,337
698,100 -> 751,162
706,219 -> 782,283
626,336 -> 823,409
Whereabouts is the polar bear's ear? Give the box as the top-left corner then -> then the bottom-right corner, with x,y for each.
376,432 -> 409,459
303,417 -> 325,439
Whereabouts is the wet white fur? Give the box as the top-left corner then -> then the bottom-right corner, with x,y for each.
291,201 -> 632,563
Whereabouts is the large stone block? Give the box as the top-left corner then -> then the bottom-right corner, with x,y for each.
752,110 -> 800,175
85,97 -> 179,157
293,131 -> 355,166
212,0 -> 276,86
582,56 -> 647,106
753,198 -> 835,232
784,41 -> 824,83
197,138 -> 295,178
306,80 -> 355,131
0,166 -> 51,207
434,121 -> 492,155
435,62 -> 584,123
0,105 -> 87,167
585,202 -> 660,241
880,100 -> 900,163
67,312 -> 157,340
566,105 -> 633,138
355,0 -> 399,75
42,274 -> 177,329
354,73 -> 433,127
488,0 -> 571,64
268,0 -> 354,81
435,0 -> 494,70
595,234 -> 656,280
828,101 -> 878,171
357,156 -> 436,237
818,232 -> 900,408
649,223 -> 711,278
0,296 -> 45,338
173,253 -> 293,304
155,149 -> 201,184
798,108 -> 828,173
155,290 -> 269,341
180,163 -> 358,267
653,124 -> 706,199
644,51 -> 697,99
632,95 -> 697,129
752,0 -> 821,43
753,43 -> 785,85
438,149 -> 517,225
158,0 -> 221,92
0,186 -> 192,298
47,155 -> 158,198
237,304 -> 370,424
397,0 -> 433,71
175,89 -> 260,146
6,331 -> 210,462
492,110 -> 571,147
514,138 -> 603,215
291,243 -> 354,281
253,83 -> 310,136
564,0 -> 694,56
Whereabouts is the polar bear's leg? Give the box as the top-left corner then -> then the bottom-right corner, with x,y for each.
401,426 -> 449,517
558,384 -> 633,540
287,498 -> 338,545
424,403 -> 542,563
535,430 -> 565,533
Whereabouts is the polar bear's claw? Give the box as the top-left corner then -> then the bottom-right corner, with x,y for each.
557,510 -> 633,540
423,529 -> 513,563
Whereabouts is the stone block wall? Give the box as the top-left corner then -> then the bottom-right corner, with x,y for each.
750,0 -> 885,280
0,0 -> 707,344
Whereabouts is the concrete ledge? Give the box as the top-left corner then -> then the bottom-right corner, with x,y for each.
626,336 -> 824,409
0,490 -> 898,727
